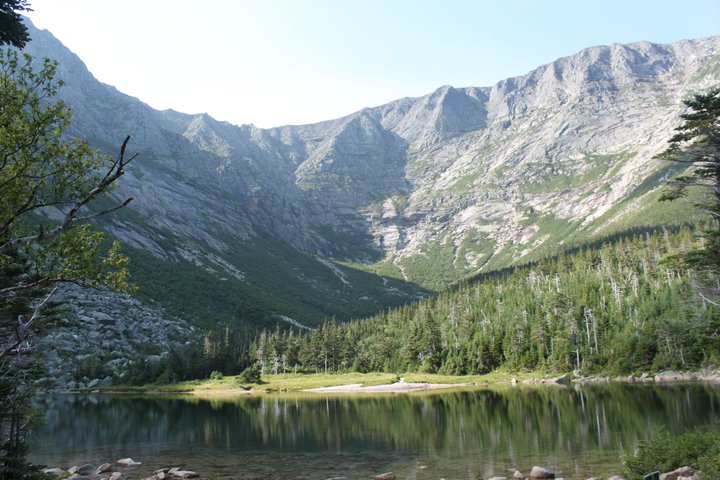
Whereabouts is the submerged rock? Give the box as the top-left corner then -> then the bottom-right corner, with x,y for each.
116,458 -> 142,466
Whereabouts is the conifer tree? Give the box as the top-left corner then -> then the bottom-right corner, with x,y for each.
657,86 -> 720,268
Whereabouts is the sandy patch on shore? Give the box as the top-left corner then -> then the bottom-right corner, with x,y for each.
188,388 -> 253,396
303,379 -> 469,393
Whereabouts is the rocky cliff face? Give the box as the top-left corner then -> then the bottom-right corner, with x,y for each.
284,38 -> 720,287
22,20 -> 720,318
215,37 -> 719,288
354,39 -> 720,286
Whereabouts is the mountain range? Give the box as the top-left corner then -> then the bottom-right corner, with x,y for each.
22,19 -> 720,330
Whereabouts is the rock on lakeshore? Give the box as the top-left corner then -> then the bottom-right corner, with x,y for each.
42,460 -> 207,480
530,466 -> 556,479
69,464 -> 95,475
654,371 -> 688,382
168,468 -> 199,479
42,468 -> 64,476
521,375 -> 572,385
660,467 -> 697,480
375,473 -> 397,480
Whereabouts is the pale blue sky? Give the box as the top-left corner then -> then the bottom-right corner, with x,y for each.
27,0 -> 720,128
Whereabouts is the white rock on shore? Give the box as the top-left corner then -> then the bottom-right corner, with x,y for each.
40,460 -> 209,480
660,466 -> 697,480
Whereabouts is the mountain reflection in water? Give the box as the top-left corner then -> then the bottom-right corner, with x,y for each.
30,383 -> 720,480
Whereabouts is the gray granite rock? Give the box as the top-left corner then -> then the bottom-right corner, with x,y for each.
530,466 -> 555,479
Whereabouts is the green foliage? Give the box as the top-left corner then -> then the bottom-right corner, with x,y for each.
590,173 -> 706,238
252,227 -> 720,376
35,226 -> 130,290
122,325 -> 254,385
0,48 -> 131,476
396,234 -> 464,290
121,222 -> 427,330
0,379 -> 42,477
73,356 -> 110,382
624,428 -> 720,480
0,1 -> 31,49
0,49 -> 131,293
520,152 -> 634,195
656,86 -> 720,270
237,364 -> 261,384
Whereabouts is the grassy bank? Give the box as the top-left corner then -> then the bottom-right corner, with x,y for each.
99,370 -> 552,395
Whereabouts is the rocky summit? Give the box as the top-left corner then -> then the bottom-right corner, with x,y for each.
22,20 -> 720,329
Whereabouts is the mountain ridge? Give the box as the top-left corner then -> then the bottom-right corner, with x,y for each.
20,18 -> 720,325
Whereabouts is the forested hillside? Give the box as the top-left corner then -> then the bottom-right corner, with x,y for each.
248,227 -> 719,376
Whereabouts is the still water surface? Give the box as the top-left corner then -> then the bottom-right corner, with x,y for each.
30,383 -> 720,479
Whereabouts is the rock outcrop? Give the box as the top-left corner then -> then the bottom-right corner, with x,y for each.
34,284 -> 196,390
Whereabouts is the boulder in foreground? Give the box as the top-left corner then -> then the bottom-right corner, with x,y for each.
530,466 -> 555,479
660,467 -> 697,480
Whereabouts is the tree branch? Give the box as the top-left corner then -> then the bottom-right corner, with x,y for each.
75,197 -> 133,223
0,286 -> 58,363
0,276 -> 51,294
0,136 -> 136,255
698,291 -> 720,308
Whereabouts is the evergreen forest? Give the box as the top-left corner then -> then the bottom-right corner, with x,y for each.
248,227 -> 719,378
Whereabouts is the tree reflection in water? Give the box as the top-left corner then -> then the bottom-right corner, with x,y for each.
30,383 -> 720,480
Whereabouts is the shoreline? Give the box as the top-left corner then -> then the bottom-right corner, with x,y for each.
73,369 -> 720,397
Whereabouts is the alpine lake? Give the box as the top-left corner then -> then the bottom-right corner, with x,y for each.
29,382 -> 720,480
